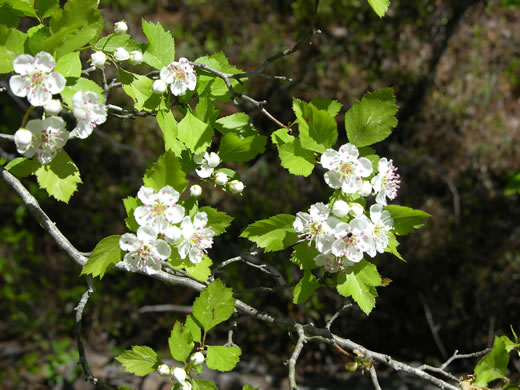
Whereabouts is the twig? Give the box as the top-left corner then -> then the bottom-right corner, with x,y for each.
369,366 -> 383,390
288,324 -> 306,390
0,133 -> 15,141
326,303 -> 352,330
420,293 -> 447,359
440,349 -> 491,371
139,304 -> 192,314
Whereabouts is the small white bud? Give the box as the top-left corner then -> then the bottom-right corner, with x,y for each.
172,367 -> 187,384
157,364 -> 171,376
152,79 -> 168,94
349,203 -> 364,217
14,128 -> 33,154
190,352 -> 205,366
114,47 -> 130,62
214,172 -> 228,186
205,152 -> 220,168
228,180 -> 244,194
332,200 -> 349,218
114,21 -> 128,34
189,184 -> 202,198
43,99 -> 62,116
91,51 -> 106,68
129,50 -> 143,65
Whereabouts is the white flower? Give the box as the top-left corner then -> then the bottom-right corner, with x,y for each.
9,52 -> 66,107
195,152 -> 220,178
70,90 -> 107,139
294,202 -> 339,254
321,143 -> 373,194
91,51 -> 106,68
114,21 -> 128,34
228,180 -> 244,194
152,79 -> 168,94
331,217 -> 372,263
314,253 -> 349,273
332,200 -> 350,218
43,99 -> 62,115
15,116 -> 68,164
189,184 -> 202,198
134,185 -> 185,233
114,47 -> 130,61
349,203 -> 365,217
129,50 -> 143,65
364,204 -> 393,257
119,225 -> 171,274
157,364 -> 171,376
190,352 -> 205,365
178,212 -> 215,264
173,367 -> 192,390
371,158 -> 401,206
159,57 -> 197,96
214,172 -> 228,186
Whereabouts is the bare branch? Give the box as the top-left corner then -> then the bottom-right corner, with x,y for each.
440,349 -> 491,371
288,324 -> 306,390
139,304 -> 192,314
326,303 -> 352,330
420,293 -> 447,359
0,133 -> 14,141
369,366 -> 383,390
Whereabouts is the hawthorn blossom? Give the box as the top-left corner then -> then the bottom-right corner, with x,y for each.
152,79 -> 168,94
371,157 -> 401,205
172,367 -> 192,390
228,180 -> 244,194
159,57 -> 197,96
91,51 -> 106,68
331,217 -> 372,263
190,352 -> 205,366
114,47 -> 130,61
194,152 -> 220,178
14,116 -> 68,164
119,225 -> 171,274
129,50 -> 143,65
70,90 -> 107,139
9,52 -> 66,107
364,204 -> 393,257
314,253 -> 349,273
157,364 -> 171,376
214,172 -> 228,186
294,202 -> 339,254
178,212 -> 215,264
321,143 -> 373,195
189,184 -> 202,198
134,185 -> 185,233
114,21 -> 128,34
332,200 -> 350,218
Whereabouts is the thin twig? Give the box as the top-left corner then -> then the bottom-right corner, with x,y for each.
420,293 -> 447,359
326,303 -> 352,330
288,324 -> 306,390
75,276 -> 97,385
0,133 -> 15,141
139,304 -> 192,314
440,349 -> 491,371
369,366 -> 383,390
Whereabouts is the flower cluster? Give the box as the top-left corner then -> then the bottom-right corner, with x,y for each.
193,152 -> 245,194
294,143 -> 399,273
119,185 -> 216,274
156,352 -> 205,390
157,57 -> 197,96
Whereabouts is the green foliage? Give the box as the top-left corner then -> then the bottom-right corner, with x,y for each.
0,26 -> 26,73
290,242 -> 319,270
206,345 -> 241,372
193,379 -> 218,390
195,52 -> 245,101
142,19 -> 175,69
385,232 -> 405,261
119,70 -> 158,112
219,133 -> 267,162
473,336 -> 510,386
192,279 -> 235,333
271,128 -> 316,177
240,214 -> 299,252
367,0 -> 390,17
81,235 -> 124,279
95,33 -> 131,53
168,321 -> 194,363
177,111 -> 214,154
199,206 -> 233,236
293,270 -> 320,304
35,151 -> 82,203
116,345 -> 160,376
54,51 -> 81,78
182,255 -> 213,282
122,196 -> 139,232
156,110 -> 185,156
385,205 -> 431,236
142,151 -> 188,194
185,315 -> 202,343
61,77 -> 104,107
504,170 -> 520,196
345,88 -> 398,148
5,157 -> 39,178
310,98 -> 342,117
293,98 -> 338,153
36,0 -> 60,19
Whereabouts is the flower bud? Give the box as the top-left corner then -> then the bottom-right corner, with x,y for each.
228,180 -> 244,194
349,203 -> 364,217
114,21 -> 128,34
157,364 -> 171,376
214,172 -> 228,186
332,200 -> 349,218
205,152 -> 220,168
152,79 -> 168,94
189,184 -> 202,198
114,47 -> 130,61
129,50 -> 143,65
43,99 -> 62,116
14,128 -> 33,153
91,51 -> 106,68
190,352 -> 205,366
172,367 -> 187,384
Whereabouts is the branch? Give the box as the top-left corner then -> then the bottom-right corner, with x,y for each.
139,304 -> 192,314
369,366 -> 382,390
288,324 -> 306,390
0,133 -> 14,141
75,276 -> 97,384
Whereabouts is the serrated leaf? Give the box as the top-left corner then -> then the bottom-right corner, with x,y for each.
168,321 -> 194,363
142,19 -> 175,69
290,242 -> 319,270
123,196 -> 139,232
199,207 -> 233,236
119,69 -> 158,112
293,98 -> 338,153
54,51 -> 81,78
195,52 -> 245,101
5,157 -> 39,178
0,26 -> 27,74
193,96 -> 220,127
192,280 -> 235,333
345,88 -> 398,147
368,0 -> 390,17
94,33 -> 130,53
116,345 -> 160,376
177,111 -> 214,155
36,0 -> 60,19
385,231 -> 405,261
185,315 -> 202,343
293,270 -> 320,304
310,98 -> 342,117
215,113 -> 256,137
336,260 -> 382,315
35,151 -> 82,203
81,235 -> 124,279
272,129 -> 316,177
142,150 -> 188,194
61,77 -> 104,107
2,0 -> 36,18
192,379 -> 218,390
206,345 -> 241,372
183,255 -> 213,282
385,205 -> 431,236
157,110 -> 185,156
218,133 -> 266,162
473,336 -> 509,387
241,214 -> 299,252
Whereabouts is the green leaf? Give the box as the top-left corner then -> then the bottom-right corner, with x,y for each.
195,52 -> 245,101
192,279 -> 235,333
385,232 -> 405,261
293,98 -> 338,153
0,26 -> 27,73
61,77 -> 104,107
182,255 -> 213,282
36,0 -> 60,19
473,336 -> 509,387
336,260 -> 382,315
142,19 -> 175,69
504,170 -> 520,196
367,0 -> 390,17
293,270 -> 320,304
177,111 -> 214,154
290,242 -> 319,270
193,96 -> 220,127
54,51 -> 81,78
142,150 -> 188,194
240,214 -> 299,252
385,205 -> 431,236
219,133 -> 266,162
94,33 -> 130,53
185,315 -> 202,343
35,151 -> 82,203
192,379 -> 218,390
272,128 -> 316,177
206,346 -> 241,372
168,321 -> 194,363
199,207 -> 233,236
345,88 -> 398,147
215,113 -> 257,137
123,196 -> 139,232
1,0 -> 36,18
81,235 -> 124,279
119,69 -> 157,112
157,110 -> 185,156
116,345 -> 160,376
310,98 -> 342,117
5,157 -> 39,178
